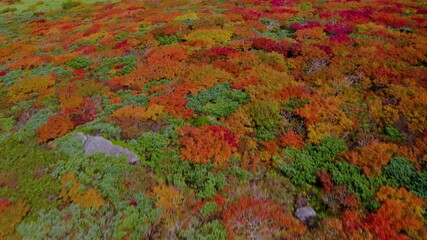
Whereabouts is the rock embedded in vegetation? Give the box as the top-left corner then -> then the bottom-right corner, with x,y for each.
294,206 -> 316,225
76,132 -> 139,164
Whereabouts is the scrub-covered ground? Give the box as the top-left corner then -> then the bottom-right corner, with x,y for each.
0,0 -> 426,239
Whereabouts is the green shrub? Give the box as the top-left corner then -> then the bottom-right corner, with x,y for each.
199,202 -> 218,218
13,108 -> 53,141
179,220 -> 226,240
190,116 -> 215,127
383,157 -> 427,199
93,55 -> 137,81
156,35 -> 183,45
117,90 -> 148,106
117,55 -> 137,75
228,166 -> 254,182
67,57 -> 92,69
275,137 -> 347,186
308,136 -> 348,162
327,161 -> 388,211
18,195 -> 160,240
129,132 -> 169,167
187,83 -> 249,118
62,0 -> 81,10
0,7 -> 17,14
326,161 -> 376,201
384,125 -> 407,142
164,158 -> 227,199
0,138 -> 62,214
249,101 -> 280,130
52,153 -> 131,204
79,120 -> 122,137
0,115 -> 15,141
115,194 -> 161,239
30,65 -> 70,77
255,127 -> 277,141
275,147 -> 317,186
0,69 -> 23,88
54,132 -> 85,156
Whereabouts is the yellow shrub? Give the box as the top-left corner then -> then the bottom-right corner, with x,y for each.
152,185 -> 183,214
174,12 -> 198,21
60,172 -> 105,208
185,28 -> 233,44
8,76 -> 55,104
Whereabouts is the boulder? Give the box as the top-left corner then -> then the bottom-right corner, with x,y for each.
294,206 -> 316,225
77,132 -> 139,164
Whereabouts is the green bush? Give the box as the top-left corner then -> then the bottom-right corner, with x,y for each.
13,108 -> 53,141
0,69 -> 23,88
187,83 -> 249,118
249,101 -> 280,130
179,220 -> 226,240
274,136 -> 385,209
117,90 -> 148,106
52,153 -> 131,204
80,120 -> 122,137
199,202 -> 218,218
67,56 -> 92,69
129,132 -> 169,167
275,147 -> 317,186
164,158 -> 227,199
0,115 -> 15,141
384,125 -> 407,142
18,195 -> 160,240
327,161 -> 387,211
62,0 -> 81,10
0,138 -> 62,215
93,55 -> 137,81
54,132 -> 85,156
117,55 -> 137,75
383,157 -> 427,199
275,137 -> 347,186
156,35 -> 183,45
327,161 -> 376,201
308,136 -> 348,162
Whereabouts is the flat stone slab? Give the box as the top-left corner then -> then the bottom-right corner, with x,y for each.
76,132 -> 139,164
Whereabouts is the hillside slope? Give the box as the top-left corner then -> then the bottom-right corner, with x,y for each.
0,0 -> 426,239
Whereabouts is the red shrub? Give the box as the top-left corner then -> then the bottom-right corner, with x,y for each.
222,197 -> 306,239
37,114 -> 76,143
278,130 -> 304,149
179,125 -> 238,165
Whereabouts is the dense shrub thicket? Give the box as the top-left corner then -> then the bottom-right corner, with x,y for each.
0,0 -> 426,239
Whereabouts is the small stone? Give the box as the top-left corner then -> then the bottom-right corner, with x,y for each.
295,206 -> 316,225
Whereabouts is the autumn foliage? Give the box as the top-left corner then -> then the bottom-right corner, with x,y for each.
222,197 -> 306,239
179,125 -> 238,165
345,141 -> 397,177
60,172 -> 105,209
37,114 -> 76,143
1,0 -> 426,238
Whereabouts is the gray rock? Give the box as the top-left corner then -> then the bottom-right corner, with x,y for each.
295,206 -> 316,225
77,132 -> 139,164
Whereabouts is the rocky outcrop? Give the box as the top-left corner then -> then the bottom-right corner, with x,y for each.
294,206 -> 316,225
76,132 -> 139,164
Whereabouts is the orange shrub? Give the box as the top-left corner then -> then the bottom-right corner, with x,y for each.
179,125 -> 238,165
222,197 -> 306,239
344,141 -> 397,177
37,114 -> 76,143
60,172 -> 105,209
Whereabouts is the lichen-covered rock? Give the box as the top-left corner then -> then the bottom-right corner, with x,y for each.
294,206 -> 316,225
76,132 -> 139,164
